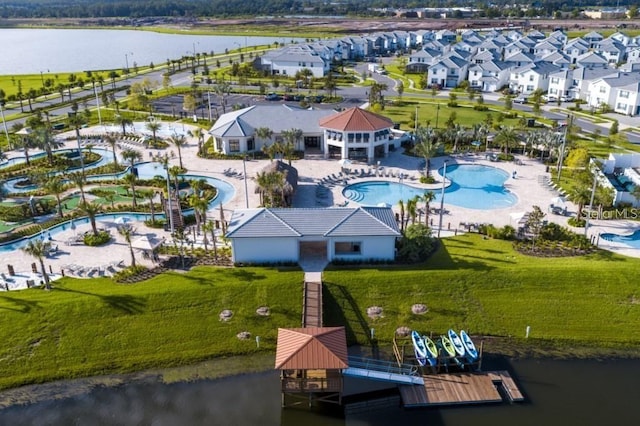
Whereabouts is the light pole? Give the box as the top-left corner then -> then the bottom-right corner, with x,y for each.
556,114 -> 572,184
0,100 -> 10,149
94,85 -> 102,127
584,166 -> 599,238
124,52 -> 133,79
414,105 -> 419,134
435,104 -> 440,129
437,160 -> 448,238
243,155 -> 249,208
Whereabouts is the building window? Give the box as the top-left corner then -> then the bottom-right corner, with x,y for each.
526,85 -> 534,91
599,86 -> 606,93
551,77 -> 559,84
247,138 -> 255,151
529,75 -> 534,81
215,138 -> 223,151
348,133 -> 354,143
620,90 -> 630,99
616,103 -> 628,111
355,133 -> 362,143
335,241 -> 361,255
229,140 -> 240,152
363,133 -> 370,142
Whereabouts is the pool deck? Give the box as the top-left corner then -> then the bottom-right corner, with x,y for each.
1,122 -> 639,287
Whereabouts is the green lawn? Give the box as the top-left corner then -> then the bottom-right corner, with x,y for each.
0,235 -> 639,390
323,235 -> 640,349
0,266 -> 303,390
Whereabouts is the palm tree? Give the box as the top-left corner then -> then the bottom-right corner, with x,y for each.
451,124 -> 466,153
168,133 -> 187,169
423,191 -> 436,226
103,192 -> 116,209
66,171 -> 87,204
398,199 -> 405,233
123,173 -> 139,208
78,201 -> 102,236
202,220 -> 217,258
118,225 -> 137,267
407,196 -> 418,225
140,189 -> 157,224
16,130 -> 37,166
188,127 -> 206,156
22,240 -> 51,289
282,128 -> 304,152
189,195 -> 209,234
43,176 -> 66,218
494,126 -> 520,154
103,132 -> 119,169
145,121 -> 161,147
255,127 -> 273,153
33,126 -> 63,166
169,165 -> 182,193
413,126 -> 438,175
121,149 -> 142,175
114,115 -> 133,136
570,183 -> 592,219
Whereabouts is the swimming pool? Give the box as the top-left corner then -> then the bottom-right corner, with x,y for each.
342,164 -> 517,210
600,229 -> 640,249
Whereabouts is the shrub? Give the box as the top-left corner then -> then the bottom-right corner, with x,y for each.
84,230 -> 111,246
419,175 -> 436,184
473,105 -> 489,111
112,265 -> 148,282
567,217 -> 586,227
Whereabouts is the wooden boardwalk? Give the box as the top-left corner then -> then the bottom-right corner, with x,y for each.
398,371 -> 523,407
302,273 -> 323,327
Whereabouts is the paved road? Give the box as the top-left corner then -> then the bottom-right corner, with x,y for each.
4,61 -> 639,145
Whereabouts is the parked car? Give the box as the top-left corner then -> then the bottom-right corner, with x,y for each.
513,96 -> 528,104
542,94 -> 558,103
265,93 -> 281,101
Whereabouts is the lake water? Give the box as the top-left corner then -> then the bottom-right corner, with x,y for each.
0,29 -> 300,74
0,357 -> 637,425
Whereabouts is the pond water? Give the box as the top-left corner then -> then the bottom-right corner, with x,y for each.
0,29 -> 302,74
0,357 -> 637,425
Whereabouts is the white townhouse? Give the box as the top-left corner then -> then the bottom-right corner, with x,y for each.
627,47 -> 640,64
595,38 -> 627,64
413,29 -> 434,45
504,40 -> 533,58
509,62 -> 561,94
582,31 -> 604,48
407,47 -> 440,73
538,51 -> 571,69
533,39 -> 562,58
468,60 -> 511,92
225,207 -> 401,264
565,67 -> 620,100
261,48 -> 329,78
563,38 -> 590,64
586,72 -> 640,115
208,105 -> 335,155
547,69 -> 575,99
527,30 -> 546,42
575,51 -> 609,69
547,30 -> 568,45
471,49 -> 500,65
435,29 -> 456,44
427,55 -> 469,88
503,51 -> 536,68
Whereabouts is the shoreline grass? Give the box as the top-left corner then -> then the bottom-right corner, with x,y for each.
0,234 -> 639,392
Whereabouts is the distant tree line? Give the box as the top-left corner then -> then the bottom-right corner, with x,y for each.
0,0 -> 634,19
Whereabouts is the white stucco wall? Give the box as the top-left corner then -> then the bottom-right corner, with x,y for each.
330,236 -> 396,261
231,238 -> 298,263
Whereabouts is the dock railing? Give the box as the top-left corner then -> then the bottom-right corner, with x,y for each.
347,356 -> 420,377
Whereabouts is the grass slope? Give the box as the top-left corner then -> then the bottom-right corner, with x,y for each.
0,266 -> 302,390
0,234 -> 638,390
323,234 -> 640,349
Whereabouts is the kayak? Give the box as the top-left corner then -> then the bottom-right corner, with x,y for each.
460,330 -> 479,361
439,335 -> 456,357
448,329 -> 466,357
411,330 -> 428,360
424,336 -> 439,360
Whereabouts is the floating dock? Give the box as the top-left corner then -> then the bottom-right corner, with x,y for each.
398,370 -> 524,407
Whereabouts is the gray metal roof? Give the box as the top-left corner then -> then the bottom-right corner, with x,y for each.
209,105 -> 336,137
226,207 -> 400,238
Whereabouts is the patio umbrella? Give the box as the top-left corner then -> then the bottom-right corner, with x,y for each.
114,216 -> 131,225
550,196 -> 566,206
131,235 -> 164,251
377,202 -> 392,208
339,159 -> 352,167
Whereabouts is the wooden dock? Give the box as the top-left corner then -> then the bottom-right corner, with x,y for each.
302,273 -> 323,327
398,371 -> 524,407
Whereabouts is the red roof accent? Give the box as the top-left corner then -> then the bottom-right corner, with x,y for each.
275,327 -> 348,370
319,107 -> 394,131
